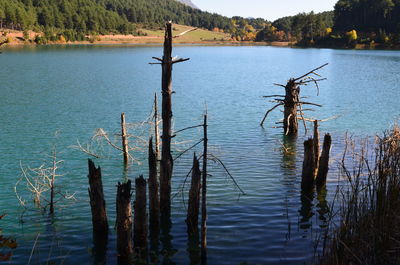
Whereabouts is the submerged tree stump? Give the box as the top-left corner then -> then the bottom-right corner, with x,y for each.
301,139 -> 315,191
134,175 -> 148,261
283,79 -> 299,135
87,159 -> 108,265
87,159 -> 108,234
116,180 -> 133,264
316,134 -> 332,187
186,154 -> 201,236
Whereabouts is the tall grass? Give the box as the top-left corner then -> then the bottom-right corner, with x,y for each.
320,126 -> 400,265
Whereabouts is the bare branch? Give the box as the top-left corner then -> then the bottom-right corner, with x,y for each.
260,103 -> 284,127
208,154 -> 245,195
172,58 -> 190,64
263,95 -> 285,98
173,139 -> 204,161
294,63 -> 329,81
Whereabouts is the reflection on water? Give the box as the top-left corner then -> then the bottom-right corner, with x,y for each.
160,214 -> 176,265
187,234 -> 201,265
281,135 -> 297,172
316,186 -> 329,228
299,189 -> 315,231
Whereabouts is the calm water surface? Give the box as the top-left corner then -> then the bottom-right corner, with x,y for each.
0,45 -> 400,264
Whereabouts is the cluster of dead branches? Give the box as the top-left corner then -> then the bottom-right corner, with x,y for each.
261,63 -> 332,135
15,146 -> 76,213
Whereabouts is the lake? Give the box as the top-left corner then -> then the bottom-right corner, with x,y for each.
0,45 -> 399,265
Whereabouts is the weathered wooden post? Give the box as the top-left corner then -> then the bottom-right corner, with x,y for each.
186,154 -> 201,236
87,159 -> 108,265
201,114 -> 208,265
116,180 -> 133,264
301,139 -> 315,191
134,175 -> 148,262
283,79 -> 299,135
88,159 -> 109,234
316,134 -> 332,187
121,112 -> 129,166
148,137 -> 159,233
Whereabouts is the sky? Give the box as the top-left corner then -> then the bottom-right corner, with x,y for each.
193,0 -> 337,21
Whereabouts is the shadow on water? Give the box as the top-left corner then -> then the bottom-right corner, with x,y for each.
92,231 -> 108,265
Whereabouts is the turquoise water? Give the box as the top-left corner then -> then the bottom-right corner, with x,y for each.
0,45 -> 400,264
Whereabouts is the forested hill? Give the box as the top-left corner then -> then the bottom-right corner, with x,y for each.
0,0 -> 232,34
334,0 -> 400,33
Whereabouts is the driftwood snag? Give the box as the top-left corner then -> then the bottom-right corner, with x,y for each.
134,175 -> 148,261
301,139 -> 315,191
316,133 -> 332,187
260,63 -> 328,135
186,154 -> 201,236
88,159 -> 109,234
116,180 -> 133,264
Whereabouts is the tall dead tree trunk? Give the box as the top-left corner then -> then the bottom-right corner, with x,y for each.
134,176 -> 148,262
121,112 -> 129,166
316,134 -> 332,188
152,22 -> 189,217
201,114 -> 208,265
148,137 -> 159,233
301,139 -> 315,191
116,180 -> 133,264
186,154 -> 201,236
284,79 -> 299,135
159,22 -> 174,217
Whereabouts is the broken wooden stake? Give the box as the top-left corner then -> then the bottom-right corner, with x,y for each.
316,133 -> 332,187
87,159 -> 109,234
301,139 -> 315,191
116,180 -> 133,264
121,112 -> 129,166
134,175 -> 148,262
186,154 -> 201,236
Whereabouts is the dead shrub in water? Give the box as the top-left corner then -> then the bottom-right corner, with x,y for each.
320,126 -> 400,265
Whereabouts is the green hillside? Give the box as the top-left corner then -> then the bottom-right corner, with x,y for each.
0,0 -> 233,35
